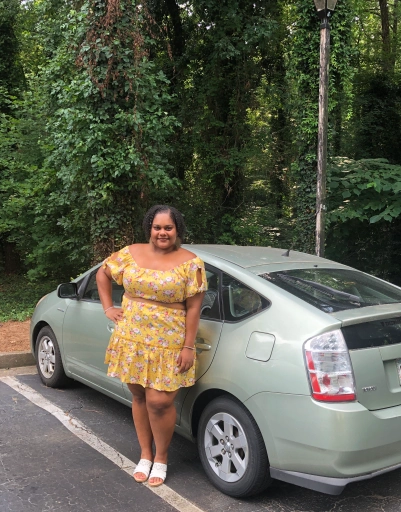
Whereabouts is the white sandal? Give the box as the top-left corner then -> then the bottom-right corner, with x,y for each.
148,462 -> 167,487
133,459 -> 153,483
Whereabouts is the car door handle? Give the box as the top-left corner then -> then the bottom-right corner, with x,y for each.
107,322 -> 115,333
195,338 -> 211,351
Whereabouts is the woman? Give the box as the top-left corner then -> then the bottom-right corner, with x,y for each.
96,205 -> 206,487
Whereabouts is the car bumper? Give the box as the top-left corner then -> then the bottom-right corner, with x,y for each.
269,463 -> 401,495
245,392 -> 401,494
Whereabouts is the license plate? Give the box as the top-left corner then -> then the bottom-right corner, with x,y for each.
397,359 -> 401,385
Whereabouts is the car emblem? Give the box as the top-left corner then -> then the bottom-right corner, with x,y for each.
362,386 -> 377,392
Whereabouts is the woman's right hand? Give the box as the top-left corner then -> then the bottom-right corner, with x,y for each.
105,307 -> 124,323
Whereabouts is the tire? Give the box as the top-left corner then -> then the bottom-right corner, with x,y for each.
35,326 -> 70,387
197,395 -> 272,498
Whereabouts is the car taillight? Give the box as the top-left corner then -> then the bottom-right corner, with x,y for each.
304,330 -> 356,402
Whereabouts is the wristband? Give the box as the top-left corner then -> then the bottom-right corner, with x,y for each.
182,345 -> 195,350
104,306 -> 115,313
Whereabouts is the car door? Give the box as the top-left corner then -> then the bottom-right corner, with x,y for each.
205,272 -> 273,398
172,265 -> 224,421
62,270 -> 126,399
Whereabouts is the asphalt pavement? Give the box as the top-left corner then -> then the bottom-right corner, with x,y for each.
2,368 -> 401,512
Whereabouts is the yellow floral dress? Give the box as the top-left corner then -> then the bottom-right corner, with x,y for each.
102,246 -> 207,391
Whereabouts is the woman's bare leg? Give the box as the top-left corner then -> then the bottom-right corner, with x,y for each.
127,383 -> 154,481
145,388 -> 179,485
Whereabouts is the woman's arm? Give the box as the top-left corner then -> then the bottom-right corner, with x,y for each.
177,290 -> 205,374
96,264 -> 124,323
184,292 -> 205,347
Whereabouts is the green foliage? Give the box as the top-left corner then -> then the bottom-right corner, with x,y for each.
348,72 -> 401,164
0,85 -> 73,280
326,157 -> 401,283
0,273 -> 58,322
328,157 -> 401,224
1,0 -> 181,277
216,209 -> 292,248
43,1 -> 179,261
323,1 -> 401,280
0,0 -> 25,100
172,1 -> 285,245
2,0 -> 401,284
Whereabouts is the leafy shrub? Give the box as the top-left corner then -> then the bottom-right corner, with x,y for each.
0,274 -> 58,322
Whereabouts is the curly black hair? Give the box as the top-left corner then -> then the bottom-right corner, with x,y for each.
142,205 -> 187,242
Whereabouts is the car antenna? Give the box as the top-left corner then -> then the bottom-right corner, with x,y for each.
282,249 -> 290,257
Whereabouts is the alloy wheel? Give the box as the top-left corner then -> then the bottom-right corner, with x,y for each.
204,412 -> 249,483
38,335 -> 56,378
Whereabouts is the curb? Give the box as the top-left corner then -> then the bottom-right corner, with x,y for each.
0,351 -> 35,370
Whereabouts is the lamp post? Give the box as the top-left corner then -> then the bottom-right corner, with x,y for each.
314,0 -> 337,257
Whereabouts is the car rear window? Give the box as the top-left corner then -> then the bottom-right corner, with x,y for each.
259,268 -> 401,313
342,317 -> 401,349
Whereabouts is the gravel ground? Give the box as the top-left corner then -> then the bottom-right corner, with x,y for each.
0,320 -> 30,352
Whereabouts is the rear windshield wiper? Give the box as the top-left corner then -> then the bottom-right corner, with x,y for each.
273,273 -> 362,304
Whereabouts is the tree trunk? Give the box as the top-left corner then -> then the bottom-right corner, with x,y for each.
2,241 -> 21,274
391,0 -> 399,70
316,22 -> 330,257
378,0 -> 392,72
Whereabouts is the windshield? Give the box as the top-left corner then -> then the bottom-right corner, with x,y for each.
260,268 -> 401,313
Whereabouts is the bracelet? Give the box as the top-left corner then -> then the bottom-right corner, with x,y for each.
104,306 -> 115,313
182,345 -> 195,351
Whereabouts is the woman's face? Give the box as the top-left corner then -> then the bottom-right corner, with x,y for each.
150,211 -> 178,251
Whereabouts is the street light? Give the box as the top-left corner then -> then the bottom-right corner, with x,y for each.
314,0 -> 337,21
314,0 -> 337,257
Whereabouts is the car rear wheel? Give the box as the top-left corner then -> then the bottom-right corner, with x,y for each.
197,395 -> 272,498
35,326 -> 70,387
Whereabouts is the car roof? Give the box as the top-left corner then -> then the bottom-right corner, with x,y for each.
185,245 -> 339,269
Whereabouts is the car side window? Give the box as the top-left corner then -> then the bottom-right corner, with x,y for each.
81,272 -> 124,306
222,273 -> 269,322
200,268 -> 221,320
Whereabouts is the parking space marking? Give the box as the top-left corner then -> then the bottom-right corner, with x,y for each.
0,376 -> 205,512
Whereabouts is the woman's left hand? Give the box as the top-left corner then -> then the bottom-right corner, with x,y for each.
177,347 -> 195,374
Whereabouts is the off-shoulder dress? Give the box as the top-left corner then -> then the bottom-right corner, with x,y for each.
101,246 -> 207,391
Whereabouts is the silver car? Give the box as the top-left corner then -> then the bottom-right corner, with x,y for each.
31,245 -> 401,497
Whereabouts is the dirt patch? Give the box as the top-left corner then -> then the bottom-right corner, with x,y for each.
0,320 -> 31,353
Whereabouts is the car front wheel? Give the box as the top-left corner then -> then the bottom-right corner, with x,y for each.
35,326 -> 70,387
197,395 -> 272,498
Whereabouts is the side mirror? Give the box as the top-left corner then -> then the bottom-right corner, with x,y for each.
57,282 -> 78,299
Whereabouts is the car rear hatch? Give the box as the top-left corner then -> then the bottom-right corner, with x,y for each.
259,266 -> 401,410
333,305 -> 401,411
